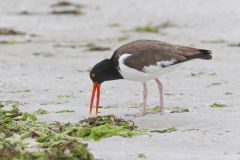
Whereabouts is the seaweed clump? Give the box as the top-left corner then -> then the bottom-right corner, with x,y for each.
0,105 -> 93,160
64,114 -> 145,141
0,104 -> 145,159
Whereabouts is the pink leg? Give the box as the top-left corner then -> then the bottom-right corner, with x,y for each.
155,78 -> 164,112
126,82 -> 148,117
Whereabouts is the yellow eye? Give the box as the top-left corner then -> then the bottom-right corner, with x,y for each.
91,73 -> 96,78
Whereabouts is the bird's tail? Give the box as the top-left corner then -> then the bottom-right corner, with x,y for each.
185,49 -> 212,61
198,49 -> 212,60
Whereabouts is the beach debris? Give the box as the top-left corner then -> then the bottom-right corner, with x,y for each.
169,107 -> 189,113
0,100 -> 20,108
56,95 -> 75,99
135,20 -> 176,33
0,105 -> 146,159
33,52 -> 55,58
50,0 -> 83,15
138,153 -> 147,160
136,24 -> 159,33
118,35 -> 129,42
13,89 -> 31,93
210,103 -> 226,108
0,40 -> 18,45
0,106 -> 93,160
228,42 -> 240,47
225,92 -> 233,95
147,106 -> 159,111
182,129 -> 200,132
210,82 -> 221,86
0,28 -> 25,35
190,71 -> 205,77
151,127 -> 177,133
85,42 -> 111,51
51,1 -> 82,8
34,109 -> 48,115
201,39 -> 225,44
50,9 -> 82,15
98,105 -> 115,109
53,44 -> 83,48
56,110 -> 75,113
190,71 -> 217,77
65,114 -> 145,140
148,106 -> 189,113
109,22 -> 121,27
20,112 -> 37,122
2,139 -> 94,160
18,10 -> 33,15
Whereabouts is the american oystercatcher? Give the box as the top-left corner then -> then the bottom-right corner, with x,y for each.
89,40 -> 212,116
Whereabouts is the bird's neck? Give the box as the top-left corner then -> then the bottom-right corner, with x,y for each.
107,59 -> 123,81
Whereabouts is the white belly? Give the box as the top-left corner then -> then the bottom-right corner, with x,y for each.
118,54 -> 177,82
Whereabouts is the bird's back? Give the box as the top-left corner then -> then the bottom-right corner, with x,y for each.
111,40 -> 212,71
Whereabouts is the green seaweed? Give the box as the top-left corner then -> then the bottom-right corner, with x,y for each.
0,40 -> 18,45
210,103 -> 226,108
12,140 -> 94,160
85,42 -> 111,51
169,107 -> 189,113
190,72 -> 217,77
0,27 -> 25,35
118,35 -> 129,42
87,123 -> 140,140
207,72 -> 217,76
56,110 -> 75,113
34,109 -> 48,115
0,107 -> 93,160
109,22 -> 120,27
138,153 -> 147,160
0,107 -> 147,159
0,100 -> 20,108
14,89 -> 31,93
98,105 -> 114,109
151,127 -> 177,133
148,106 -> 159,111
136,24 -> 159,33
135,21 -> 175,33
202,39 -> 225,44
20,113 -> 37,122
64,115 -> 145,140
56,95 -> 75,98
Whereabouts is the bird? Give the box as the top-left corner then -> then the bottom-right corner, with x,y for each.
89,40 -> 212,117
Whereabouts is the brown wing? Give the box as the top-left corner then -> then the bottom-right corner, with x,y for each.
111,40 -> 212,71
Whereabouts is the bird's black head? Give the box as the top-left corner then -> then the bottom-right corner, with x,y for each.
90,59 -> 122,84
89,59 -> 123,115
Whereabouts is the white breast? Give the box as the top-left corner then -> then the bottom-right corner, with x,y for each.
118,53 -> 177,82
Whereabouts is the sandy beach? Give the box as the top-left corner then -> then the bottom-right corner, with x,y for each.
1,0 -> 240,159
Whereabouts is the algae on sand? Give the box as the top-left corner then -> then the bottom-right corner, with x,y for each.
0,107 -> 146,159
85,42 -> 111,51
0,27 -> 25,35
34,109 -> 48,115
151,127 -> 177,134
65,114 -> 146,140
0,107 -> 94,160
210,103 -> 226,108
56,109 -> 75,113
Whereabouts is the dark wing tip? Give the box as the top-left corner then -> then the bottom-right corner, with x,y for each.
198,49 -> 212,60
199,49 -> 212,54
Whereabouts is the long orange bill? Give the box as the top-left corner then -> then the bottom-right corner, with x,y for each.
89,83 -> 101,115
